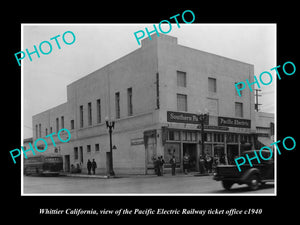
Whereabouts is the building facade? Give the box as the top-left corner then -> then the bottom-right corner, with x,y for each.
255,111 -> 274,148
32,34 -> 257,175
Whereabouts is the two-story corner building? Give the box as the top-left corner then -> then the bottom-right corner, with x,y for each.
32,33 -> 256,175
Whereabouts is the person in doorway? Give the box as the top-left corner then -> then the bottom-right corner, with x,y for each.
169,155 -> 176,176
199,155 -> 206,174
183,153 -> 190,174
91,159 -> 97,175
87,159 -> 92,175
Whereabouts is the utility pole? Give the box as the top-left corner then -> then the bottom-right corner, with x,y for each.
254,89 -> 262,112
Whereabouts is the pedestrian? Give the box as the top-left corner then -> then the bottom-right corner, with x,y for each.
152,155 -> 158,175
199,155 -> 206,174
213,154 -> 220,172
183,153 -> 190,174
169,155 -> 176,176
205,153 -> 213,173
159,156 -> 165,176
87,159 -> 92,175
91,159 -> 97,175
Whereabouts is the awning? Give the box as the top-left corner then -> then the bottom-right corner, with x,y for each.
257,137 -> 273,147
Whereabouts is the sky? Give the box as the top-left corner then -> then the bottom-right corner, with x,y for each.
22,24 -> 276,139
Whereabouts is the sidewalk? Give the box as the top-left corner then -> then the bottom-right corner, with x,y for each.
61,171 -> 212,179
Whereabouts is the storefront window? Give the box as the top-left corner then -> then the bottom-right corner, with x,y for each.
164,143 -> 181,164
187,132 -> 192,141
204,144 -> 212,156
191,132 -> 196,141
206,133 -> 212,142
174,131 -> 180,141
169,131 -> 174,140
168,130 -> 180,141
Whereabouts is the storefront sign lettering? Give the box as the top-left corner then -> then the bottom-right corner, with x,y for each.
167,111 -> 208,125
218,117 -> 250,128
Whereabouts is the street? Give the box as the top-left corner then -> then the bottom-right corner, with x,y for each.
23,174 -> 275,195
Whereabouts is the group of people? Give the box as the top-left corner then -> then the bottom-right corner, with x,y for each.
183,153 -> 226,175
87,159 -> 97,175
152,155 -> 165,176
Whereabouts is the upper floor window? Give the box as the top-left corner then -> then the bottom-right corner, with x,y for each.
177,71 -> 187,87
208,77 -> 217,93
177,94 -> 188,112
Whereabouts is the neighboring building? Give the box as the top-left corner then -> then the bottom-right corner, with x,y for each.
23,137 -> 33,156
32,34 -> 257,175
255,111 -> 274,148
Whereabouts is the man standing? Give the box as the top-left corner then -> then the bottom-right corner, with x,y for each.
91,159 -> 97,175
87,159 -> 92,175
170,155 -> 176,176
159,156 -> 165,176
183,153 -> 190,174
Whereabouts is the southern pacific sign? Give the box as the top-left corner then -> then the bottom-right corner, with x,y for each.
167,111 -> 209,125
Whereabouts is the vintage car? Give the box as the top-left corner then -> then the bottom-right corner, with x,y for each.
213,150 -> 274,190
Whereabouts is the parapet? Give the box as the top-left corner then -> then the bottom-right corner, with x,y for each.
141,33 -> 178,48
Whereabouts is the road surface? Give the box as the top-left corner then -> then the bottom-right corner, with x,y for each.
23,173 -> 274,195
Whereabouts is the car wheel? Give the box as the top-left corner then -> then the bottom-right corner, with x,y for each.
248,174 -> 260,191
222,180 -> 234,190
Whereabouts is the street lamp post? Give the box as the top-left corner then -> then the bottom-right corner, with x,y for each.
197,109 -> 209,156
105,117 -> 115,176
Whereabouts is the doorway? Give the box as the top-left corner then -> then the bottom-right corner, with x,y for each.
183,143 -> 197,171
64,155 -> 70,172
227,144 -> 238,165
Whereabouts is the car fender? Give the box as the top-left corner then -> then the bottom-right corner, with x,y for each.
240,168 -> 260,183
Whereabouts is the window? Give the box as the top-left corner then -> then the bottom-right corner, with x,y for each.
35,125 -> 38,138
208,77 -> 217,93
56,118 -> 59,133
177,71 -> 187,87
127,88 -> 133,116
70,120 -> 74,130
97,99 -> 101,123
61,116 -> 64,129
45,128 -> 48,136
79,105 -> 83,128
177,94 -> 188,112
115,92 -> 120,119
87,145 -> 91,153
39,124 -> 41,137
235,102 -> 243,118
95,144 -> 100,152
74,147 -> 78,160
79,146 -> 83,163
50,127 -> 52,133
235,82 -> 243,96
88,102 -> 92,126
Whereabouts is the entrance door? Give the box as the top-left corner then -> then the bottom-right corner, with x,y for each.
64,155 -> 70,172
183,143 -> 197,171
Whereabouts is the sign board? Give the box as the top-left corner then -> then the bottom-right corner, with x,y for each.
130,138 -> 144,146
167,111 -> 209,125
218,116 -> 251,128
